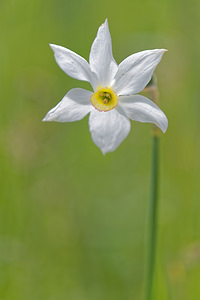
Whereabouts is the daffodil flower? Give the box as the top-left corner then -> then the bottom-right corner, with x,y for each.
43,19 -> 168,154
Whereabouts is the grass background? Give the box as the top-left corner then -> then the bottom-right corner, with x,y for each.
0,0 -> 200,299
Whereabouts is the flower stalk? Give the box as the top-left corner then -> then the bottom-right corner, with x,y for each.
144,79 -> 160,300
145,133 -> 159,300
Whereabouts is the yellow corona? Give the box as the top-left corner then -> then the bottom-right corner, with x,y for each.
90,87 -> 118,112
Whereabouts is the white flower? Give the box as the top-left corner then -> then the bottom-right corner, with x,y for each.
43,19 -> 168,154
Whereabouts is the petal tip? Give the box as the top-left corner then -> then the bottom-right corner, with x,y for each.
100,147 -> 110,155
42,115 -> 48,122
49,43 -> 57,51
160,116 -> 168,133
42,113 -> 53,122
100,18 -> 109,30
161,49 -> 168,55
156,49 -> 168,55
154,48 -> 168,56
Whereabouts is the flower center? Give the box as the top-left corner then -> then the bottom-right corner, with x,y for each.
90,87 -> 118,112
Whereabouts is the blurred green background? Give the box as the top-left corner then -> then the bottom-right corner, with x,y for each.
0,0 -> 200,299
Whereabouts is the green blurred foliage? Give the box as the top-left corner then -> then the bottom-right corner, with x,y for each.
0,0 -> 200,299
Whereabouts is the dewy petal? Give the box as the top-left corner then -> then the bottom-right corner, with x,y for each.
112,49 -> 167,96
43,88 -> 93,122
89,109 -> 131,154
117,94 -> 168,133
89,19 -> 118,87
50,44 -> 98,90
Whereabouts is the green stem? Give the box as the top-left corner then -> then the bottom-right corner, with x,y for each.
145,134 -> 159,300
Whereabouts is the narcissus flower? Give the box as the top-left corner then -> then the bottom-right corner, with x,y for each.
43,19 -> 168,154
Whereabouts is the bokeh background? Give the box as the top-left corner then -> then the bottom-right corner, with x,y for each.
1,0 -> 200,299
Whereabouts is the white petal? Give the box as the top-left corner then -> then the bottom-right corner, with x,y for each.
43,88 -> 93,122
89,108 -> 131,154
112,49 -> 167,96
117,94 -> 168,133
89,19 -> 118,87
50,44 -> 98,90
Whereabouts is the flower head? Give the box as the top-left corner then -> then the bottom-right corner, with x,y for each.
43,19 -> 168,154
